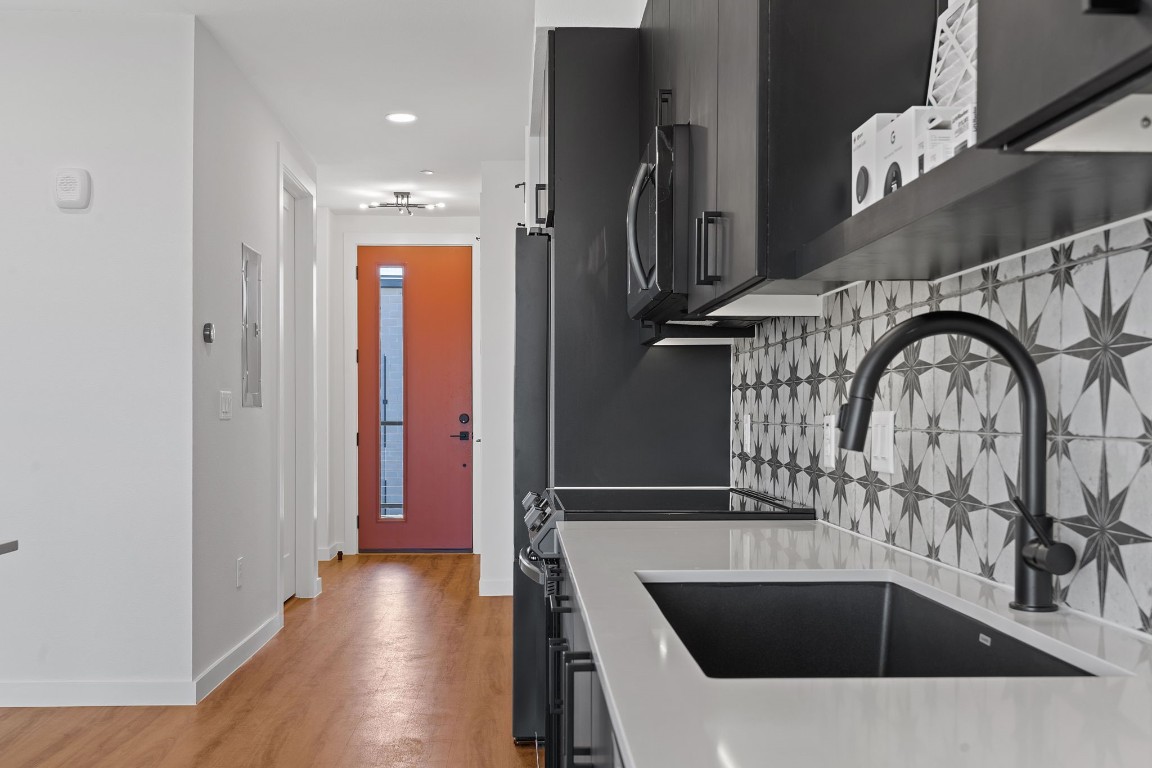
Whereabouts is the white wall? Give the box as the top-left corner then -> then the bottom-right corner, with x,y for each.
0,12 -> 196,705
316,206 -> 333,560
191,21 -> 318,694
477,161 -> 525,596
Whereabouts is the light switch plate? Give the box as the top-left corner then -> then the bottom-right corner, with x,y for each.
823,415 -> 837,468
219,390 -> 233,421
870,411 -> 895,474
742,414 -> 752,453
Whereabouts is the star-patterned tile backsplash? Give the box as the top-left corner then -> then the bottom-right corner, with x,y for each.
732,212 -> 1152,636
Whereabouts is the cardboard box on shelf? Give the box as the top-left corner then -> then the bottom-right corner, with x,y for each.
876,106 -> 961,200
851,113 -> 899,215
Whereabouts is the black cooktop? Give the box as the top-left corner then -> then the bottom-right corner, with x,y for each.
548,488 -> 816,521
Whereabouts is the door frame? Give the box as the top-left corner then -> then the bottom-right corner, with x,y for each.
342,232 -> 480,556
278,144 -> 321,602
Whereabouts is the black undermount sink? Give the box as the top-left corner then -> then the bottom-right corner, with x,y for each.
644,581 -> 1091,678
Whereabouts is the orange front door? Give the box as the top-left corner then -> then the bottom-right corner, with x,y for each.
357,246 -> 473,551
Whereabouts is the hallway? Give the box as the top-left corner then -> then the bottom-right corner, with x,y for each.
0,556 -> 538,768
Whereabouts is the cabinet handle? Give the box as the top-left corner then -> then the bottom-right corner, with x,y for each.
535,184 -> 548,225
658,89 -> 674,126
626,162 -> 655,291
696,211 -> 722,285
563,651 -> 595,768
548,639 -> 570,716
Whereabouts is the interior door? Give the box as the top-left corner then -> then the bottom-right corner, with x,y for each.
357,246 -> 474,551
280,189 -> 296,601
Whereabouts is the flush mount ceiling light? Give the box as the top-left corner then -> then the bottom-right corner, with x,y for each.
385,112 -> 418,124
419,169 -> 435,175
360,192 -> 439,215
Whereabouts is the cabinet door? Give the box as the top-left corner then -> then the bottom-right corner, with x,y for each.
715,0 -> 765,299
563,574 -> 593,768
589,667 -> 616,767
668,0 -> 694,125
980,0 -> 1152,148
685,0 -> 720,314
639,0 -> 656,154
651,0 -> 673,126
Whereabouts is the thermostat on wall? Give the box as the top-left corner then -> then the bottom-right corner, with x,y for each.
55,168 -> 91,210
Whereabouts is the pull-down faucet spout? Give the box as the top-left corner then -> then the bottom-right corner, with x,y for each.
838,311 -> 1074,612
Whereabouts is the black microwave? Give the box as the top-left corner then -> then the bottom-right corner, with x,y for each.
626,124 -> 691,322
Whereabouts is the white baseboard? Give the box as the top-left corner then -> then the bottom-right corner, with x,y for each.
479,578 -> 513,597
0,679 -> 195,707
194,612 -> 282,702
318,541 -> 344,561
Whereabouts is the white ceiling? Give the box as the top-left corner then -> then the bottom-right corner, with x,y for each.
0,0 -> 538,216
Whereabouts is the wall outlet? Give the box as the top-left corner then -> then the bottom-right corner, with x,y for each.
870,411 -> 896,475
219,390 -> 233,421
822,415 -> 838,468
236,556 -> 244,589
742,414 -> 752,453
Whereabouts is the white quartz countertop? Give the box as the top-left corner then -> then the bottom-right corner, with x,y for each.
0,540 -> 16,556
557,520 -> 1152,768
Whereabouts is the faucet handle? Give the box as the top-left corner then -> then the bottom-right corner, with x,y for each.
1011,497 -> 1076,577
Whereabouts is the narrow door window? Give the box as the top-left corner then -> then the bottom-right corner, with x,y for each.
379,267 -> 405,519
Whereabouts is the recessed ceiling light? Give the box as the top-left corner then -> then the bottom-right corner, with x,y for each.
385,112 -> 417,124
437,202 -> 446,208
359,203 -> 368,210
419,169 -> 435,175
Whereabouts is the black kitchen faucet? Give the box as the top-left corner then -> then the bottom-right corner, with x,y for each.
837,311 -> 1075,612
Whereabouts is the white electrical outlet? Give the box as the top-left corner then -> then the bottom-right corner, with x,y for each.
219,390 -> 233,421
870,411 -> 896,474
742,414 -> 752,452
236,557 -> 244,588
823,415 -> 838,468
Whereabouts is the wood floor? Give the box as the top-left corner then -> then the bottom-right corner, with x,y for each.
0,555 -> 539,768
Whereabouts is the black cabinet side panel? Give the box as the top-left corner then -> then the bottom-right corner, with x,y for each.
512,229 -> 550,741
551,28 -> 729,488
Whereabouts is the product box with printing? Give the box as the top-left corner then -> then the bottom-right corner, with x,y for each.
850,113 -> 899,215
876,106 -> 961,200
950,104 -> 977,155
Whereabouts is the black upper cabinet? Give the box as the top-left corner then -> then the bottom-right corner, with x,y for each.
979,0 -> 1152,149
685,0 -> 720,313
641,0 -> 938,314
714,0 -> 763,302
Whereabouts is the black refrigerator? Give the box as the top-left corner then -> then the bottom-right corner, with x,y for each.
512,28 -> 731,743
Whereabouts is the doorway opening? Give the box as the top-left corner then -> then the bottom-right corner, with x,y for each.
357,246 -> 474,552
277,160 -> 320,604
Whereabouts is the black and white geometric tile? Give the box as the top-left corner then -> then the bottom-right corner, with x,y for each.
732,211 -> 1152,636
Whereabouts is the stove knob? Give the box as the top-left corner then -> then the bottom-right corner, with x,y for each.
521,491 -> 542,512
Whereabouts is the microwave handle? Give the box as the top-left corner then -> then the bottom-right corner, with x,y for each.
626,162 -> 654,291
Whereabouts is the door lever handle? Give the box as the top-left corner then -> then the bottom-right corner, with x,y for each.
449,431 -> 471,441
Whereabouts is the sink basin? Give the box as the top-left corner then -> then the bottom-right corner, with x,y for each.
644,580 -> 1091,678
